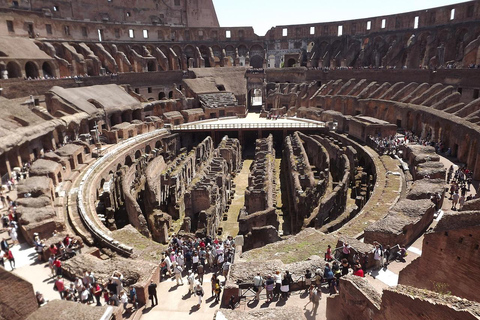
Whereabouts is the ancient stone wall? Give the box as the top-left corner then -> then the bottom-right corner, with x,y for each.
399,211 -> 480,303
0,268 -> 38,320
183,136 -> 240,237
283,131 -> 319,233
244,134 -> 275,214
326,275 -> 480,320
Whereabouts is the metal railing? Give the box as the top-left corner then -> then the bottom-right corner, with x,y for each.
172,122 -> 325,131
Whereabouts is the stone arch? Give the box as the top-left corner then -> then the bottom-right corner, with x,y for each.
184,45 -> 196,68
147,60 -> 157,71
250,55 -> 264,68
199,45 -> 211,67
125,155 -> 133,166
25,61 -> 39,78
238,44 -> 248,57
155,140 -> 162,149
42,61 -> 55,78
168,91 -> 173,99
145,145 -> 152,154
6,61 -> 22,78
286,58 -> 296,67
159,92 -> 166,100
135,150 -> 142,159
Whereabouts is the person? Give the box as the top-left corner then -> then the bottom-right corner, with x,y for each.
174,262 -> 184,285
211,273 -> 217,297
148,280 -> 158,307
92,282 -> 102,306
332,261 -> 341,279
452,191 -> 459,210
304,269 -> 312,293
54,257 -> 62,276
253,272 -> 264,300
120,291 -> 128,311
361,252 -> 369,274
9,225 -> 18,245
197,263 -> 204,284
273,270 -> 282,298
194,282 -> 204,307
324,263 -> 334,287
342,242 -> 351,260
54,276 -> 65,299
228,295 -> 236,310
384,246 -> 391,266
280,276 -> 290,300
187,270 -> 195,294
397,246 -> 407,261
341,258 -> 350,277
314,269 -> 323,288
129,286 -> 138,310
109,292 -> 119,306
309,285 -> 321,315
0,238 -> 8,252
214,278 -> 221,303
5,248 -> 15,270
353,265 -> 364,277
265,275 -> 275,302
80,287 -> 90,304
325,244 -> 333,261
222,260 -> 231,277
373,244 -> 383,270
36,291 -> 46,306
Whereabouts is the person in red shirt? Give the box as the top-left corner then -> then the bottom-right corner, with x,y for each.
54,276 -> 65,299
49,244 -> 58,257
54,257 -> 62,276
93,282 -> 103,306
353,265 -> 364,277
4,249 -> 15,270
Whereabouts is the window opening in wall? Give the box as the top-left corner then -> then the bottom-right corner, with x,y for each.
53,5 -> 59,12
128,29 -> 134,38
115,28 -> 120,38
381,19 -> 386,29
46,24 -> 52,34
82,26 -> 88,37
282,28 -> 288,37
310,26 -> 315,35
98,29 -> 103,42
148,87 -> 152,93
450,8 -> 455,20
337,25 -> 343,36
126,12 -> 131,17
414,16 -> 419,29
366,20 -> 371,30
143,29 -> 148,38
226,30 -> 231,38
64,25 -> 70,36
6,20 -> 14,32
12,1 -> 18,7
458,87 -> 463,94
135,88 -> 139,94
216,85 -> 225,91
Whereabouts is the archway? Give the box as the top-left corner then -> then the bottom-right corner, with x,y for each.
250,55 -> 264,68
25,61 -> 39,78
159,92 -> 166,100
125,155 -> 133,166
135,150 -> 142,159
6,61 -> 21,78
287,58 -> 296,67
42,61 -> 55,78
147,60 -> 156,72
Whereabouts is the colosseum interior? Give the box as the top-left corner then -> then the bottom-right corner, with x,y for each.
0,1 -> 480,319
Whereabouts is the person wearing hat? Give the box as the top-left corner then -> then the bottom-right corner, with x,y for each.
187,269 -> 195,294
36,291 -> 46,306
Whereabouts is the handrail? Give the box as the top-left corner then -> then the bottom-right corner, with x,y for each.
172,122 -> 326,131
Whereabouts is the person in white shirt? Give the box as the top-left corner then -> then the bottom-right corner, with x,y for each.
253,273 -> 264,300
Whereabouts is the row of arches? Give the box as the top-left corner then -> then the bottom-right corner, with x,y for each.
1,60 -> 57,79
